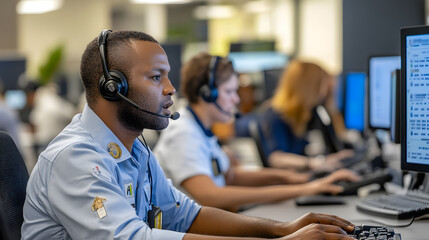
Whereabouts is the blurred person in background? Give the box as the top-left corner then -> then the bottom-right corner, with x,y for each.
154,53 -> 359,212
257,60 -> 354,172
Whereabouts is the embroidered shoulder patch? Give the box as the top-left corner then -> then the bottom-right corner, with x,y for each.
91,166 -> 111,183
107,142 -> 121,159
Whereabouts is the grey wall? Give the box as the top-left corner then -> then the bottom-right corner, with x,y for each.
342,0 -> 425,74
0,0 -> 18,51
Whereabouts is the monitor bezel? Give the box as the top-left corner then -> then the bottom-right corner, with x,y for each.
390,69 -> 401,144
367,55 -> 401,131
400,25 -> 429,173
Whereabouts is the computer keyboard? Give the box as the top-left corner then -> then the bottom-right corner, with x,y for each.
349,224 -> 401,240
356,190 -> 429,219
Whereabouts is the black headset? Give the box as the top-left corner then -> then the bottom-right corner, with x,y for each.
200,56 -> 221,103
98,29 -> 129,101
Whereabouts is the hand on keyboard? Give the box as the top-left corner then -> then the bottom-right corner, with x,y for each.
332,169 -> 392,196
349,224 -> 401,240
309,168 -> 361,195
280,212 -> 356,240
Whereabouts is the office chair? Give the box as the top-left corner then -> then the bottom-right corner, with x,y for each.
248,120 -> 270,168
0,131 -> 29,240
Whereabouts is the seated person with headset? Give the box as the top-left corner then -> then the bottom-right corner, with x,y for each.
22,30 -> 357,240
154,53 -> 359,213
257,60 -> 355,172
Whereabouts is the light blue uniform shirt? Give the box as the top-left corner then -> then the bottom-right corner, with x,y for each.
22,105 -> 201,240
154,106 -> 230,189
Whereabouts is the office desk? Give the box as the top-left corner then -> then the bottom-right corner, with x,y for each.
241,195 -> 428,240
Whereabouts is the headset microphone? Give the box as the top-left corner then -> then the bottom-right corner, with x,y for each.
116,92 -> 180,120
213,102 -> 241,119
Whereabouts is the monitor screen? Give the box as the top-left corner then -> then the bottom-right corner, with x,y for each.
390,69 -> 401,144
227,51 -> 288,74
4,90 -> 26,110
401,25 -> 429,173
368,56 -> 401,129
0,58 -> 26,91
344,72 -> 366,132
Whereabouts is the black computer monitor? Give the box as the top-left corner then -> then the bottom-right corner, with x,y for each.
229,40 -> 275,52
368,56 -> 401,130
262,68 -> 283,101
344,72 -> 366,132
390,69 -> 401,144
400,25 -> 429,173
161,43 -> 182,95
0,58 -> 26,91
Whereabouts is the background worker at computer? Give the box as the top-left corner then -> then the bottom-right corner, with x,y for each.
154,52 -> 359,212
255,60 -> 355,172
22,30 -> 358,239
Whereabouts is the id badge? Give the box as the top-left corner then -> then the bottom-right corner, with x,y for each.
211,157 -> 221,176
147,206 -> 162,229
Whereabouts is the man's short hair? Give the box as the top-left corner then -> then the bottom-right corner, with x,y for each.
80,31 -> 158,106
181,52 -> 235,104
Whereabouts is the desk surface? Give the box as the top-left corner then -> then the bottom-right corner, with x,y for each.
240,195 -> 428,240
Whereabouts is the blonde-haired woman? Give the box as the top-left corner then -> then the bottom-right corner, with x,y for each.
259,60 -> 353,172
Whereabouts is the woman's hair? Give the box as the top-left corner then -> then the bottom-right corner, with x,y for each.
271,60 -> 331,136
181,52 -> 235,103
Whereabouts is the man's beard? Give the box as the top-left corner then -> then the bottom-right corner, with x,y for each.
117,92 -> 168,132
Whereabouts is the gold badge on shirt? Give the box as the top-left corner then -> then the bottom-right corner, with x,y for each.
92,196 -> 107,219
107,142 -> 121,159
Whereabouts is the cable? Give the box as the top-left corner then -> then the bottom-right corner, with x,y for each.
350,215 -> 415,228
138,133 -> 153,207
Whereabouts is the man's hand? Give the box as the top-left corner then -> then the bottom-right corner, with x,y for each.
280,223 -> 356,240
276,212 -> 355,238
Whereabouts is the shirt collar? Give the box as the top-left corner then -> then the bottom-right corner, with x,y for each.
186,105 -> 214,137
80,104 -> 144,162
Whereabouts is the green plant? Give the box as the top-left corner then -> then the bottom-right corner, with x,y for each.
38,44 -> 64,85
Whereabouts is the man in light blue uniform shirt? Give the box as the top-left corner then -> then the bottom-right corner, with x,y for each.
22,30 -> 357,240
22,105 -> 198,239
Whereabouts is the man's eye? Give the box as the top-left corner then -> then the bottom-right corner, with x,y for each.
152,76 -> 161,81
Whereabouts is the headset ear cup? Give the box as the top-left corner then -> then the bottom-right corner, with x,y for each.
209,87 -> 218,102
99,70 -> 129,101
200,84 -> 217,103
110,70 -> 128,96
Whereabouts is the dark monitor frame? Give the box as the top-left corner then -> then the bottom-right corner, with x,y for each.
344,71 -> 367,133
0,57 -> 26,91
160,42 -> 182,96
390,69 -> 401,144
400,25 -> 429,173
262,68 -> 283,102
367,55 -> 401,131
229,40 -> 275,52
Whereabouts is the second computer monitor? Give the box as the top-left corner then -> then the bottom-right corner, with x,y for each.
368,56 -> 401,130
401,25 -> 429,173
344,72 -> 366,132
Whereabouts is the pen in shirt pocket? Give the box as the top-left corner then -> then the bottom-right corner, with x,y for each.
167,179 -> 180,207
